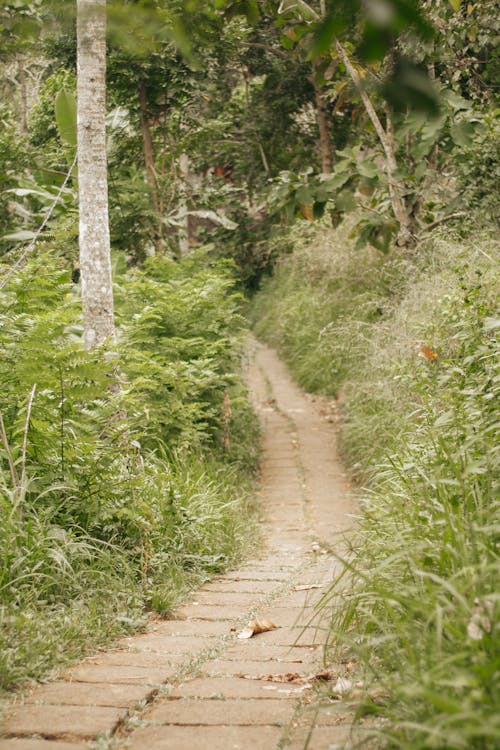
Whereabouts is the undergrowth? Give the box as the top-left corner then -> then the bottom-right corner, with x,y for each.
251,220 -> 499,749
0,249 -> 259,694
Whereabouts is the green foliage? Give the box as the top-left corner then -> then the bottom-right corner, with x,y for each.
454,114 -> 500,225
0,250 -> 259,693
54,88 -> 77,148
29,69 -> 76,155
251,219 -> 403,394
0,105 -> 31,242
251,221 -> 499,748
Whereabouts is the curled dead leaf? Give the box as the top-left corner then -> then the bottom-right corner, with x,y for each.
237,618 -> 277,639
418,344 -> 439,360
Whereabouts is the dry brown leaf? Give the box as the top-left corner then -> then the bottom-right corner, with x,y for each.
237,618 -> 277,639
418,344 -> 439,360
239,670 -> 332,685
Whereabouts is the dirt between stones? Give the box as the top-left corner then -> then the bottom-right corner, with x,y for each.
0,337 -> 357,750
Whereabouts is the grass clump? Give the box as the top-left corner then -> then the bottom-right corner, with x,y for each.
251,220 -> 499,749
0,250 -> 259,694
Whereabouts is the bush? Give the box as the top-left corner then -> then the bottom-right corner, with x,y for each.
0,250 -> 259,693
251,220 -> 499,748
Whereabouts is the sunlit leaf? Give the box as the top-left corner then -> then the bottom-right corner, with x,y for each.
55,89 -> 77,147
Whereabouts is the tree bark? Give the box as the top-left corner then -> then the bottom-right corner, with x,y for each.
77,0 -> 115,349
336,41 -> 413,249
17,55 -> 28,134
138,83 -> 162,253
178,152 -> 190,256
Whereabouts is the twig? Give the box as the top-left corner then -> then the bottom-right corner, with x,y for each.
419,212 -> 467,234
243,42 -> 289,59
0,152 -> 77,291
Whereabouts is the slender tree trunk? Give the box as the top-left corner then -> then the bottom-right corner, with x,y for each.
178,152 -> 190,256
336,41 -> 413,249
138,83 -> 162,253
312,74 -> 333,173
77,0 -> 115,349
17,55 -> 28,134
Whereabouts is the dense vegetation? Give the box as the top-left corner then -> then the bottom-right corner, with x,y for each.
0,249 -> 259,692
252,222 -> 499,748
0,1 -> 498,746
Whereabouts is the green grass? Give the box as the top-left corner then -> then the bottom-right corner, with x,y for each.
251,219 -> 499,749
0,250 -> 260,696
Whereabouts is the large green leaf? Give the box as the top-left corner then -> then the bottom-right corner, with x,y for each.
450,119 -> 477,147
55,89 -> 77,147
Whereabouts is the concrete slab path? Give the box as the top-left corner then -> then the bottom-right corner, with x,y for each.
0,338 -> 356,750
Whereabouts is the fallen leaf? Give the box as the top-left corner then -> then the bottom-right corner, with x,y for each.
237,618 -> 277,639
239,670 -> 332,685
293,584 -> 322,591
418,344 -> 439,360
331,677 -> 352,695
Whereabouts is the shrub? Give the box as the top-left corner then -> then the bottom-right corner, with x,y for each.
251,220 -> 500,748
0,249 -> 259,692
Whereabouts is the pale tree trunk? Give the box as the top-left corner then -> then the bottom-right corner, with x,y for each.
17,55 -> 28,134
138,82 -> 162,252
335,41 -> 413,249
178,152 -> 190,256
77,0 -> 115,349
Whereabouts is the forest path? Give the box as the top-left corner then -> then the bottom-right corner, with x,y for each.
0,337 -> 356,750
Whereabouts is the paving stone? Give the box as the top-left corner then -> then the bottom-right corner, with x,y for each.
24,682 -> 148,708
2,705 -> 122,739
0,741 -> 87,750
171,605 -> 246,621
251,631 -> 324,649
170,677 -> 301,700
63,664 -> 169,685
259,607 -> 315,628
82,651 -> 181,669
117,634 -> 212,655
127,724 -> 282,750
201,659 -> 315,678
224,643 -> 320,662
199,580 -> 280,594
151,620 -> 232,637
147,697 -> 293,726
187,592 -> 265,607
284,725 -> 353,749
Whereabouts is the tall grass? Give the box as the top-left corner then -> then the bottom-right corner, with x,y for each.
251,220 -> 499,748
0,250 -> 260,694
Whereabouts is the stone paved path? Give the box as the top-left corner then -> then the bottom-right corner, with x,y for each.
0,338 -> 355,750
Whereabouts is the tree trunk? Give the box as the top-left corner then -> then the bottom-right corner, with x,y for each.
312,73 -> 333,173
178,152 -> 190,256
17,55 -> 28,134
336,41 -> 413,249
138,83 -> 162,253
77,0 -> 115,349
